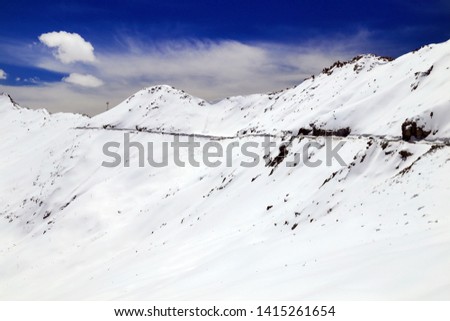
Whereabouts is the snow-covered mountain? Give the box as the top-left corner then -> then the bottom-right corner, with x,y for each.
0,40 -> 449,300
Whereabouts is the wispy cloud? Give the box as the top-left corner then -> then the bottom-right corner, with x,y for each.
63,73 -> 103,88
0,30 -> 383,115
0,69 -> 6,80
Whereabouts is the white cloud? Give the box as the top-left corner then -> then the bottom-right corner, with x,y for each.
63,73 -> 104,87
39,31 -> 96,64
0,38 -> 354,115
0,69 -> 7,80
1,31 -> 386,115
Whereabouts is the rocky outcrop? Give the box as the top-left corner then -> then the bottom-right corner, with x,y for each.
296,126 -> 351,137
312,126 -> 351,137
268,145 -> 289,167
401,120 -> 431,141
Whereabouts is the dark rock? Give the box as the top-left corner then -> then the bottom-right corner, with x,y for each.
297,128 -> 312,135
401,120 -> 431,141
311,126 -> 351,137
268,145 -> 289,167
399,150 -> 413,160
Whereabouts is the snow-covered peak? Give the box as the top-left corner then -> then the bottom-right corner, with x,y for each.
0,92 -> 19,111
319,54 -> 393,77
89,84 -> 209,130
86,39 -> 450,140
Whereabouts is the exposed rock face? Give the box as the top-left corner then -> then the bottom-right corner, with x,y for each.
322,55 -> 393,75
399,150 -> 413,160
296,126 -> 351,137
312,126 -> 351,137
268,145 -> 289,167
411,65 -> 434,91
297,128 -> 312,135
401,120 -> 431,141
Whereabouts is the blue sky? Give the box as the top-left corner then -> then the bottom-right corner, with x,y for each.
0,0 -> 449,114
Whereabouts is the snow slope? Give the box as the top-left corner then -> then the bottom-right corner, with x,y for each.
90,40 -> 450,139
0,40 -> 449,300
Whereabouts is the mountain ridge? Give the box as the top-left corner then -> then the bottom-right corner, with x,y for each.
0,40 -> 449,300
2,40 -> 450,141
